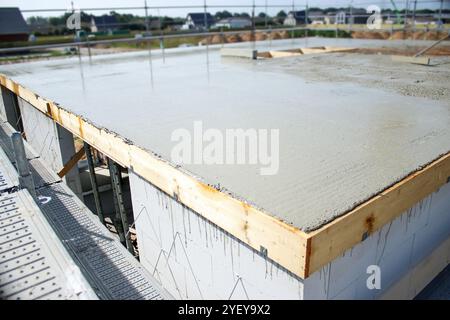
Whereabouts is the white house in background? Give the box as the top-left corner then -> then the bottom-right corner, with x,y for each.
283,11 -> 310,26
214,17 -> 252,29
181,12 -> 215,30
308,10 -> 326,25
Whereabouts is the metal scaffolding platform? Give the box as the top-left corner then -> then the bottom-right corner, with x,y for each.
0,121 -> 171,300
0,121 -> 60,189
0,180 -> 96,299
37,183 -> 167,300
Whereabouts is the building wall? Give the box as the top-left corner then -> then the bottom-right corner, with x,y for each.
0,86 -> 20,130
130,169 -> 450,300
18,98 -> 83,199
129,171 -> 304,300
283,15 -> 297,26
303,181 -> 450,299
216,19 -> 252,29
0,34 -> 29,42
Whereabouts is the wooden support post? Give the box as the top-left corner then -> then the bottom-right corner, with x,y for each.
108,158 -> 134,255
84,142 -> 105,225
57,147 -> 84,178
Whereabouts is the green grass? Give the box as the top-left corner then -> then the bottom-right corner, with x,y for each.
108,36 -> 204,50
0,50 -> 69,63
0,33 -> 134,49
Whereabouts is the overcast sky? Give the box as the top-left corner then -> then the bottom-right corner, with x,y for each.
2,0 -> 448,18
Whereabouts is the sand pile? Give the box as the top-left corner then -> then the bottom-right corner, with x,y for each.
352,31 -> 389,39
389,31 -> 407,40
278,31 -> 290,39
240,32 -> 255,42
388,30 -> 448,40
210,34 -> 226,44
226,34 -> 242,43
423,31 -> 447,41
199,35 -> 227,45
254,32 -> 267,41
412,31 -> 426,40
269,32 -> 282,40
198,37 -> 210,45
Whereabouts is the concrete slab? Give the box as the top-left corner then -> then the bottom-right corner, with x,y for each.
1,38 -> 450,232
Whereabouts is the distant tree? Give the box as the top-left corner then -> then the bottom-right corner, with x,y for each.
49,13 -> 71,27
27,16 -> 48,25
274,10 -> 287,24
258,12 -> 268,18
161,16 -> 174,29
233,12 -> 250,18
323,7 -> 338,13
215,10 -> 232,20
276,10 -> 287,18
417,9 -> 435,14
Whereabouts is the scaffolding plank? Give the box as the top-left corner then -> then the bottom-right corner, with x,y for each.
0,189 -> 97,300
36,182 -> 171,300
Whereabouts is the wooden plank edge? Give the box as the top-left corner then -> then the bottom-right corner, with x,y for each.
220,48 -> 258,60
304,152 -> 450,278
391,55 -> 430,66
0,74 -> 310,278
258,46 -> 355,59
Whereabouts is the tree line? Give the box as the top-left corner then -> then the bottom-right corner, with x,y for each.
26,7 -> 449,35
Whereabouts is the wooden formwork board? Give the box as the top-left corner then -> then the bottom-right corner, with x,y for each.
220,48 -> 258,60
391,55 -> 431,65
257,46 -> 355,59
1,74 -> 450,279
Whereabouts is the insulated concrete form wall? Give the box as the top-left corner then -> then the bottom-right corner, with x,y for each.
0,86 -> 20,130
129,171 -> 304,300
17,98 -> 83,199
129,171 -> 450,299
304,181 -> 450,299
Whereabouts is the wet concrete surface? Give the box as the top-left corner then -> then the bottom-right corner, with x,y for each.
1,38 -> 450,231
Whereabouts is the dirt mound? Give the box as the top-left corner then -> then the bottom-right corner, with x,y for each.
352,46 -> 450,56
254,32 -> 267,41
412,31 -> 426,40
240,32 -> 255,42
423,31 -> 446,41
269,32 -> 282,40
278,31 -> 290,39
199,35 -> 227,45
226,34 -> 242,43
210,34 -> 226,44
389,31 -> 406,40
388,30 -> 449,40
198,37 -> 210,45
352,31 -> 389,40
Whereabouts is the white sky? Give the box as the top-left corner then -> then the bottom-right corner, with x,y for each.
1,0 -> 448,18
